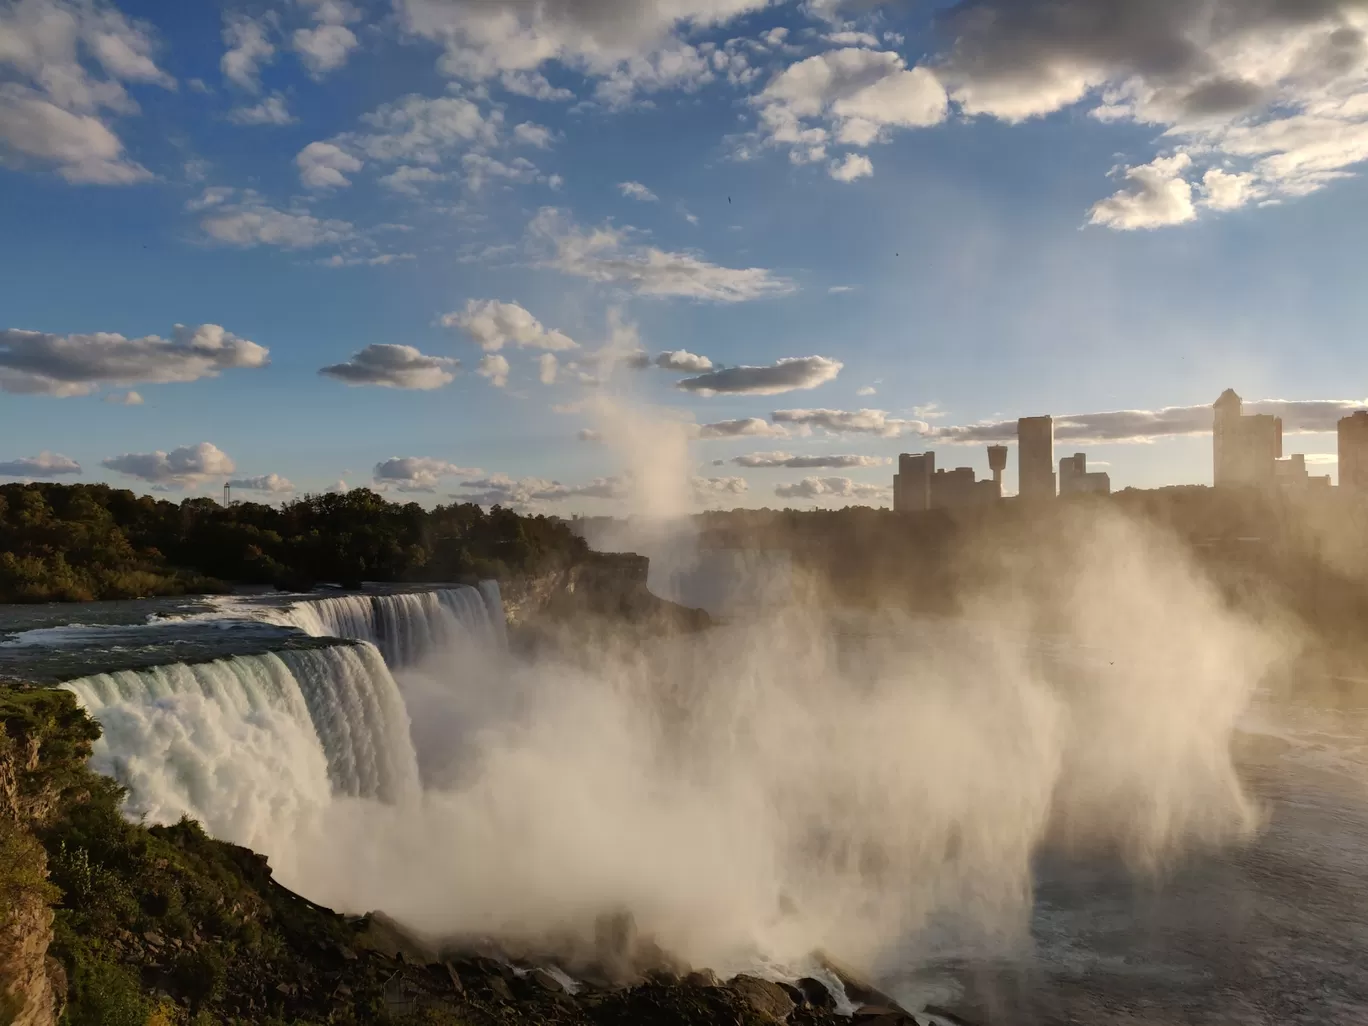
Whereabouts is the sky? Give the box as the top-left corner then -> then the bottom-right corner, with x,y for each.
3,0 -> 1368,511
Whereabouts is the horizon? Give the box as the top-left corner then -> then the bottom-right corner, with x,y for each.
5,0 -> 1368,510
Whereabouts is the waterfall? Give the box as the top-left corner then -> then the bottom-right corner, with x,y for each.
276,585 -> 503,667
63,645 -> 421,850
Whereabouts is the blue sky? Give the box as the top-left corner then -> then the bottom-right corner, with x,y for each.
3,0 -> 1368,509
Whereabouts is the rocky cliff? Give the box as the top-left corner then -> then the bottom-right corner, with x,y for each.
501,552 -> 710,634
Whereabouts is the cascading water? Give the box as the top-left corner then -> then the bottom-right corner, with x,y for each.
62,644 -> 422,855
274,584 -> 504,667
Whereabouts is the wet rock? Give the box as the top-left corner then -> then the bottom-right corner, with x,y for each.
729,975 -> 796,1022
142,931 -> 164,948
685,969 -> 720,988
528,968 -> 566,994
796,978 -> 836,1010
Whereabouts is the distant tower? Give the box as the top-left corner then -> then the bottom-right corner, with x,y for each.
987,445 -> 1008,496
1017,416 -> 1055,499
894,452 -> 934,512
1339,411 -> 1368,492
223,482 -> 231,506
1213,389 -> 1244,487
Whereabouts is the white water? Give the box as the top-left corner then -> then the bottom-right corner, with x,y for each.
271,584 -> 504,666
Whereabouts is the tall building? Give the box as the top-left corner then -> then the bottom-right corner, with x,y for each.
1339,411 -> 1368,492
1213,389 -> 1282,487
987,445 -> 1008,497
1017,416 -> 1055,499
1059,453 -> 1111,495
894,452 -> 934,512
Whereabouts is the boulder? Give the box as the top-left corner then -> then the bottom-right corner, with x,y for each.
729,975 -> 796,1022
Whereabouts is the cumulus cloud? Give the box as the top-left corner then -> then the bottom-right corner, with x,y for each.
755,47 -> 948,164
676,356 -> 842,396
393,0 -> 766,103
221,13 -> 275,92
1089,153 -> 1197,230
293,1 -> 361,77
227,473 -> 294,494
478,353 -> 510,387
104,390 -> 143,405
695,417 -> 791,439
618,180 -> 659,201
528,208 -> 795,302
514,121 -> 555,147
733,451 -> 889,469
194,187 -> 354,248
539,353 -> 559,385
442,299 -> 578,352
296,140 -> 363,188
0,452 -> 81,478
929,0 -> 1368,220
500,71 -> 575,101
0,0 -> 174,185
102,442 -> 235,488
775,475 -> 889,501
829,152 -> 873,181
693,476 -> 748,501
926,398 -> 1368,445
0,323 -> 267,397
318,344 -> 459,390
373,456 -> 479,493
227,92 -> 295,126
771,407 -> 919,437
457,473 -> 628,507
654,350 -> 713,372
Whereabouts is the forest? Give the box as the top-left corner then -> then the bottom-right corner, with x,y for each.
0,483 -> 591,603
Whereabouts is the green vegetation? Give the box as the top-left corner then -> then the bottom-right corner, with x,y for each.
0,483 -> 590,603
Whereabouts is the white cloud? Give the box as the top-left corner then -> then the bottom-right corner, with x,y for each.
0,452 -> 81,478
228,473 -> 294,494
856,385 -> 876,396
196,188 -> 355,249
319,252 -> 417,267
1089,153 -> 1197,230
378,164 -> 447,195
221,13 -> 275,92
930,0 -> 1368,221
0,323 -> 267,396
296,140 -> 363,188
1202,167 -> 1258,211
442,299 -> 578,352
538,352 -> 559,385
578,428 -> 603,443
0,0 -> 174,185
228,92 -> 295,126
618,180 -> 659,202
529,208 -> 795,302
394,0 -> 766,103
695,417 -> 790,439
677,355 -> 842,396
500,71 -> 574,101
374,456 -> 479,493
825,31 -> 880,48
771,407 -> 919,437
456,472 -> 629,507
755,48 -> 948,164
478,353 -> 510,387
102,442 -> 235,488
693,476 -> 748,502
319,344 -> 459,389
293,24 -> 359,77
734,451 -> 889,469
462,152 -> 543,190
104,390 -> 143,405
775,476 -> 889,501
829,152 -> 873,181
514,121 -> 555,148
655,350 -> 713,372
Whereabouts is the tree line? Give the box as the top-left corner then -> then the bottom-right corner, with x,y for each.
0,483 -> 590,603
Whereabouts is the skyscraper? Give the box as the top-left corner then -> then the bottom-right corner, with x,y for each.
894,452 -> 934,512
1213,389 -> 1282,487
1059,452 -> 1111,495
1017,416 -> 1055,499
1339,411 -> 1368,492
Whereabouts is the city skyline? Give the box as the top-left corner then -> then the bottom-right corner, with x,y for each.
4,0 -> 1368,510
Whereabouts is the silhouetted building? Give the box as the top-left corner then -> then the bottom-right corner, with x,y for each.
1274,454 -> 1332,491
1339,411 -> 1368,492
1018,416 -> 1055,499
894,452 -> 934,513
1059,453 -> 1111,495
987,445 -> 1008,494
931,466 -> 1000,508
1214,389 -> 1282,488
